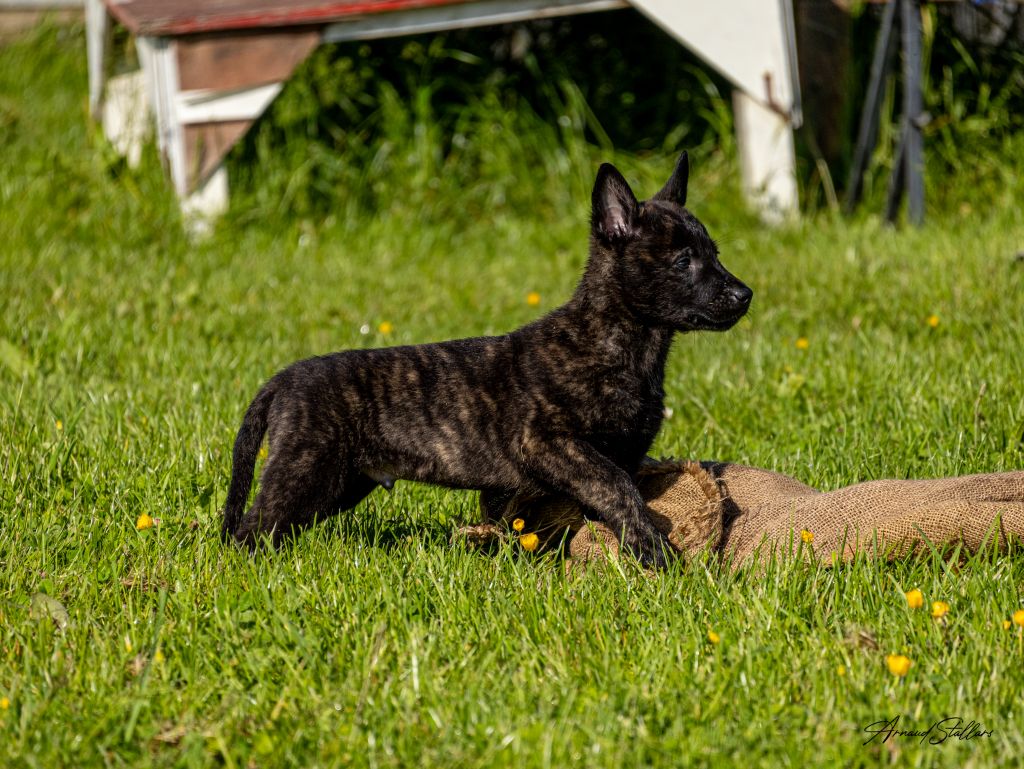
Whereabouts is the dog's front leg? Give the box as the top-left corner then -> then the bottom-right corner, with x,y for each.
521,435 -> 673,568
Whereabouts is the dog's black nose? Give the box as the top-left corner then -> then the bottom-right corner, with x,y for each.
728,284 -> 753,308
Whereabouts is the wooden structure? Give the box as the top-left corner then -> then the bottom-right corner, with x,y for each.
86,0 -> 802,220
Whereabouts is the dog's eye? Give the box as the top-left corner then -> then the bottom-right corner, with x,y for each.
673,249 -> 693,270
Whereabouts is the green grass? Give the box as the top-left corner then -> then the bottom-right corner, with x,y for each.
3,22 -> 1024,769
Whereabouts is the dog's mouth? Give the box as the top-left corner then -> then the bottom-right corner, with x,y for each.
683,310 -> 747,331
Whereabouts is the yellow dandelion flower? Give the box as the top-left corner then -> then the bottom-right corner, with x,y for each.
258,445 -> 268,460
124,637 -> 133,653
931,601 -> 950,620
526,291 -> 541,307
886,654 -> 911,677
795,337 -> 809,350
837,665 -> 847,677
511,518 -> 525,532
905,588 -> 924,609
0,696 -> 9,710
378,321 -> 393,335
800,529 -> 814,544
136,514 -> 154,531
154,649 -> 165,664
927,315 -> 940,328
1002,620 -> 1012,631
707,630 -> 720,645
1013,609 -> 1024,627
55,419 -> 63,431
519,533 -> 539,552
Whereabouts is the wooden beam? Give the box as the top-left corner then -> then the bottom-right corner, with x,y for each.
323,0 -> 626,43
105,0 -> 483,36
734,91 -> 799,221
85,0 -> 110,117
138,35 -> 189,197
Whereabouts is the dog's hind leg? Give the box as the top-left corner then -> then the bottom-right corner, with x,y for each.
234,452 -> 380,550
233,441 -> 337,549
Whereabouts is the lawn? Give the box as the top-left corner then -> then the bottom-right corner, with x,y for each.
2,21 -> 1024,769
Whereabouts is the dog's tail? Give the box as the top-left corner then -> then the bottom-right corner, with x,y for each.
222,383 -> 275,541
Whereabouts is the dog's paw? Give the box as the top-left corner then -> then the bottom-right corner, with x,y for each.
626,530 -> 676,569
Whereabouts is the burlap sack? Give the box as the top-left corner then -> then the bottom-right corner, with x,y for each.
466,461 -> 1024,569
710,463 -> 1024,565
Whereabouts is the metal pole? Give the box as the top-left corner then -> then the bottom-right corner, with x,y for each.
901,0 -> 924,225
845,0 -> 899,214
884,128 -> 906,223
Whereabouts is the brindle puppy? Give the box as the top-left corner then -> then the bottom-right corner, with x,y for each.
223,152 -> 751,567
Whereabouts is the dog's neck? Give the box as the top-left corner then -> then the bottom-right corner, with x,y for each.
564,251 -> 674,377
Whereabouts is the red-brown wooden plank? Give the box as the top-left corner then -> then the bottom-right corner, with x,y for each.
105,0 -> 477,36
185,120 -> 251,187
176,28 -> 320,91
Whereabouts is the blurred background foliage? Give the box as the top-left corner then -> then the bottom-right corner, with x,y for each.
840,1 -> 1024,214
228,11 -> 735,226
223,3 -> 1024,226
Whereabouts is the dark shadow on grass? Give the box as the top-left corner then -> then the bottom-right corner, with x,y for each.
300,487 -> 481,554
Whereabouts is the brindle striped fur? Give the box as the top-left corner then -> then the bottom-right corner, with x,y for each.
223,152 -> 752,567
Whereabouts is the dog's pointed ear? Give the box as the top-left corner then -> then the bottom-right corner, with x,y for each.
653,151 -> 689,206
592,163 -> 639,241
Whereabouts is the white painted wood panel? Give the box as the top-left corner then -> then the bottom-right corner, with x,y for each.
174,83 -> 283,124
630,0 -> 800,215
630,0 -> 800,116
